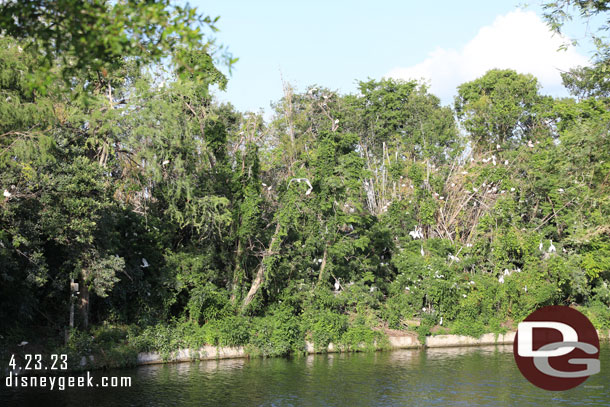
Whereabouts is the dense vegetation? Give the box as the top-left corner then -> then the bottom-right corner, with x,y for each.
1,1 -> 609,363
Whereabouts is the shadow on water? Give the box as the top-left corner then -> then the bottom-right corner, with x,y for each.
1,343 -> 608,406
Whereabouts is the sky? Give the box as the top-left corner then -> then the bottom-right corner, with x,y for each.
191,1 -> 597,116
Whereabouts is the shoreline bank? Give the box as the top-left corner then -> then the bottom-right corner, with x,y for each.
136,331 -> 519,366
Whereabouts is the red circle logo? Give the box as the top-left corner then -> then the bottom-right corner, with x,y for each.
513,305 -> 600,391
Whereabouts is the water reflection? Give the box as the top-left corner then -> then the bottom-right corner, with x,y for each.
1,343 -> 608,406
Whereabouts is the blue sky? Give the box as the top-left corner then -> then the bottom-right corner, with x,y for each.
191,1 -> 596,115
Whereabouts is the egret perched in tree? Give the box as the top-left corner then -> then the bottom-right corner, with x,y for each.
548,240 -> 556,253
539,241 -> 544,252
288,178 -> 313,195
3,189 -> 11,198
409,226 -> 423,240
334,278 -> 340,292
420,245 -> 425,257
498,275 -> 504,284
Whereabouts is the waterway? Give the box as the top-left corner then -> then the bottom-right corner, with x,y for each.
1,344 -> 608,406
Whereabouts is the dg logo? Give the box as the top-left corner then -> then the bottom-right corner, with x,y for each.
514,305 -> 600,391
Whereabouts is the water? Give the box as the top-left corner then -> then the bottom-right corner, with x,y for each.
1,344 -> 609,406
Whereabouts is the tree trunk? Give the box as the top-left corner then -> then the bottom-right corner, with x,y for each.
78,272 -> 90,329
241,223 -> 281,313
316,246 -> 328,285
230,240 -> 244,304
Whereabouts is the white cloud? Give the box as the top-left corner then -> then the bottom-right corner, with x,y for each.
385,10 -> 589,103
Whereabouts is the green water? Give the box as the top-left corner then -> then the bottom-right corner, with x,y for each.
2,344 -> 609,406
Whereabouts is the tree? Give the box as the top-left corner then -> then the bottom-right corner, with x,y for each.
0,0 -> 234,93
455,69 -> 547,151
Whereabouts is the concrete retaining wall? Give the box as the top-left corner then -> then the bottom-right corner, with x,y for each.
134,331 -> 516,365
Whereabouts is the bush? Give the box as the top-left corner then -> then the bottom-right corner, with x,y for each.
302,309 -> 348,351
247,305 -> 303,357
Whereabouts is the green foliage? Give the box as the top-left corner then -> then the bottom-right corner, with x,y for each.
302,309 -> 348,351
2,0 -> 610,363
455,69 -> 546,150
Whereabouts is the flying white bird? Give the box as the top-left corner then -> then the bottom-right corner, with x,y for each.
141,258 -> 149,268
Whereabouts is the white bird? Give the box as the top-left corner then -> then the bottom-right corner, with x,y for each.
162,160 -> 170,166
267,185 -> 272,191
469,281 -> 475,285
539,241 -> 544,252
527,140 -> 534,148
492,155 -> 497,166
288,178 -> 313,196
504,160 -> 509,165
510,187 -> 516,192
548,240 -> 556,253
523,285 -> 528,293
448,254 -> 460,262
503,269 -> 510,276
496,144 -> 501,150
558,188 -> 564,193
409,226 -> 423,240
17,341 -> 28,347
422,307 -> 427,312
141,258 -> 149,268
334,279 -> 340,292
498,275 -> 504,284
420,245 -> 425,257
370,286 -> 376,292
405,286 -> 410,291
317,258 -> 323,263
334,119 -> 339,124
462,294 -> 467,298
439,317 -> 443,326
3,189 -> 10,198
